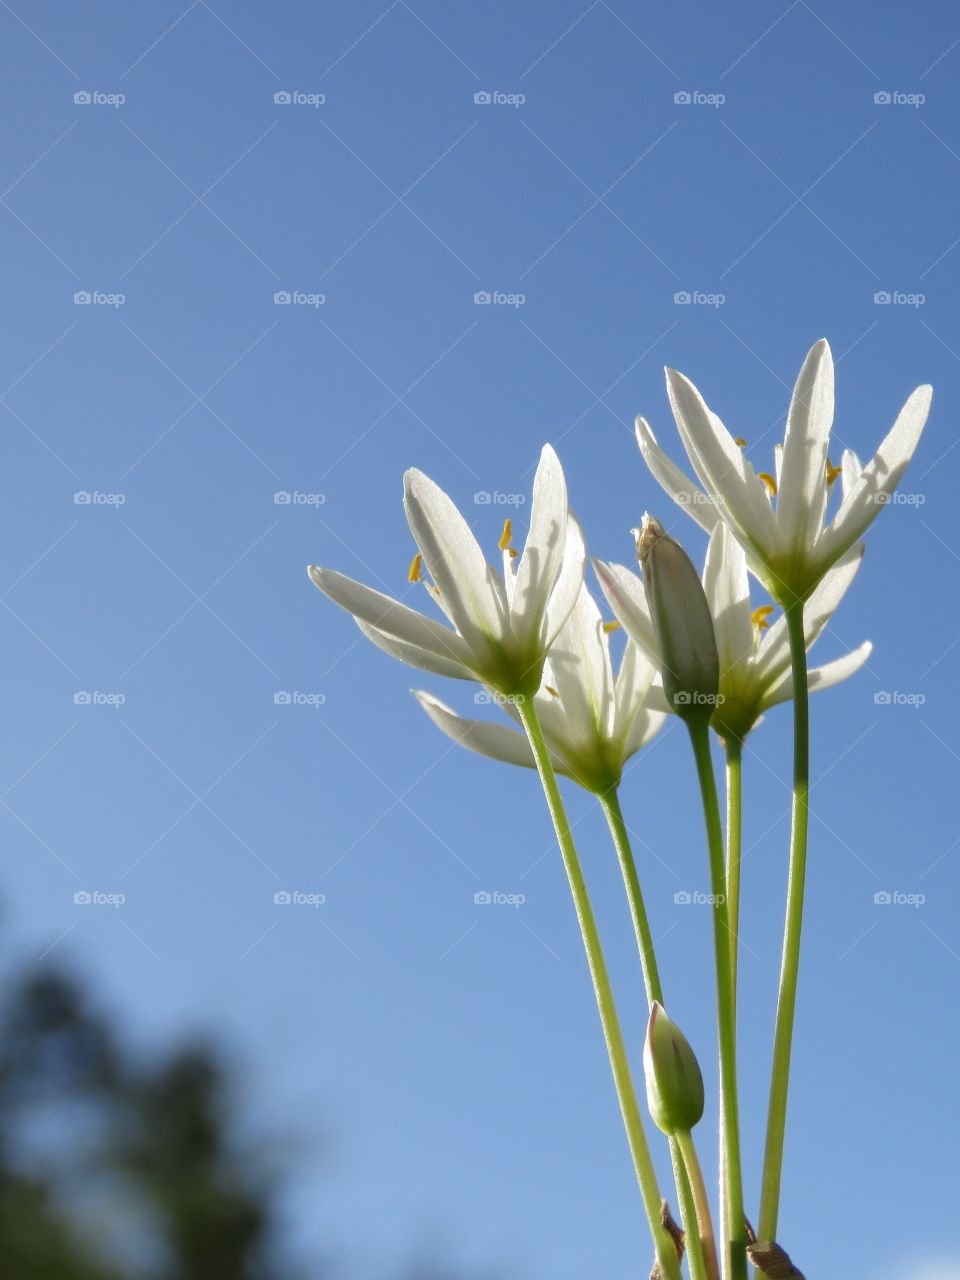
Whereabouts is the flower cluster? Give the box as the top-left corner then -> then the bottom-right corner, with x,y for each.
307,338 -> 930,1280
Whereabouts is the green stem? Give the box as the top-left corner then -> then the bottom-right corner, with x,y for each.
688,722 -> 747,1280
758,601 -> 810,1242
516,698 -> 680,1280
718,737 -> 743,1277
724,740 -> 743,1006
676,1130 -> 721,1280
600,790 -> 718,1280
599,790 -> 664,1007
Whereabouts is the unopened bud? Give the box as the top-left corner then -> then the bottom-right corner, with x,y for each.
636,515 -> 719,723
643,1001 -> 705,1135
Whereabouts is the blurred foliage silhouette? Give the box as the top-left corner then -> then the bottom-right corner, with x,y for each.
0,966 -> 501,1280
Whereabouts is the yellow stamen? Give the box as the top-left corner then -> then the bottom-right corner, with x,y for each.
602,620 -> 622,633
545,686 -> 559,698
498,518 -> 513,551
751,605 -> 775,632
826,457 -> 842,486
408,552 -> 423,583
758,472 -> 778,497
734,437 -> 748,448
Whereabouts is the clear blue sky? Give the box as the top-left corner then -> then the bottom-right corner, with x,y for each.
1,2 -> 958,1276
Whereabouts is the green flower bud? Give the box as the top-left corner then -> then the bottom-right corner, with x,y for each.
643,1001 -> 705,1136
636,514 -> 719,725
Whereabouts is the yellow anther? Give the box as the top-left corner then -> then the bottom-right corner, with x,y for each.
544,685 -> 559,698
498,518 -> 513,551
826,457 -> 842,486
408,552 -> 423,583
734,437 -> 748,448
758,472 -> 778,497
751,605 -> 775,632
602,620 -> 622,633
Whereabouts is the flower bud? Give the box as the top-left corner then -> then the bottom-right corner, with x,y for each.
643,1001 -> 705,1135
636,514 -> 719,724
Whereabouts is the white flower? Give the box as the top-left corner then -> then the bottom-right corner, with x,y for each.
308,446 -> 584,697
635,339 -> 931,601
594,523 -> 872,742
413,582 -> 666,794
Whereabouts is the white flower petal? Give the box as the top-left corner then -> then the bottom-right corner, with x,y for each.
703,524 -> 754,687
762,641 -> 872,709
840,448 -> 863,504
541,584 -> 614,753
403,468 -> 507,648
592,559 -> 659,660
308,566 -> 473,668
356,620 -> 473,680
613,638 -> 658,745
412,690 -> 536,770
623,706 -> 668,758
541,514 -> 586,649
511,445 -> 569,645
665,367 -> 780,556
777,339 -> 834,548
634,417 -> 721,539
819,383 -> 932,563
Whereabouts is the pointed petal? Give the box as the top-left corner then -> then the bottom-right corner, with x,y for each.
592,559 -> 659,660
541,583 -> 615,753
665,367 -> 780,555
403,468 -> 507,648
511,445 -> 569,645
634,417 -> 721,538
412,690 -> 535,770
308,566 -> 473,668
702,524 -> 754,686
541,513 -> 586,648
356,620 -> 473,680
762,641 -> 872,709
612,639 -> 659,747
777,339 -> 834,547
818,384 -> 932,563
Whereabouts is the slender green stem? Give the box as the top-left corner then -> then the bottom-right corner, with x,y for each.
516,698 -> 680,1280
600,790 -> 716,1280
676,1130 -> 721,1280
718,737 -> 743,1277
599,791 -> 664,1007
724,740 -> 743,1006
758,601 -> 810,1242
688,722 -> 747,1280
